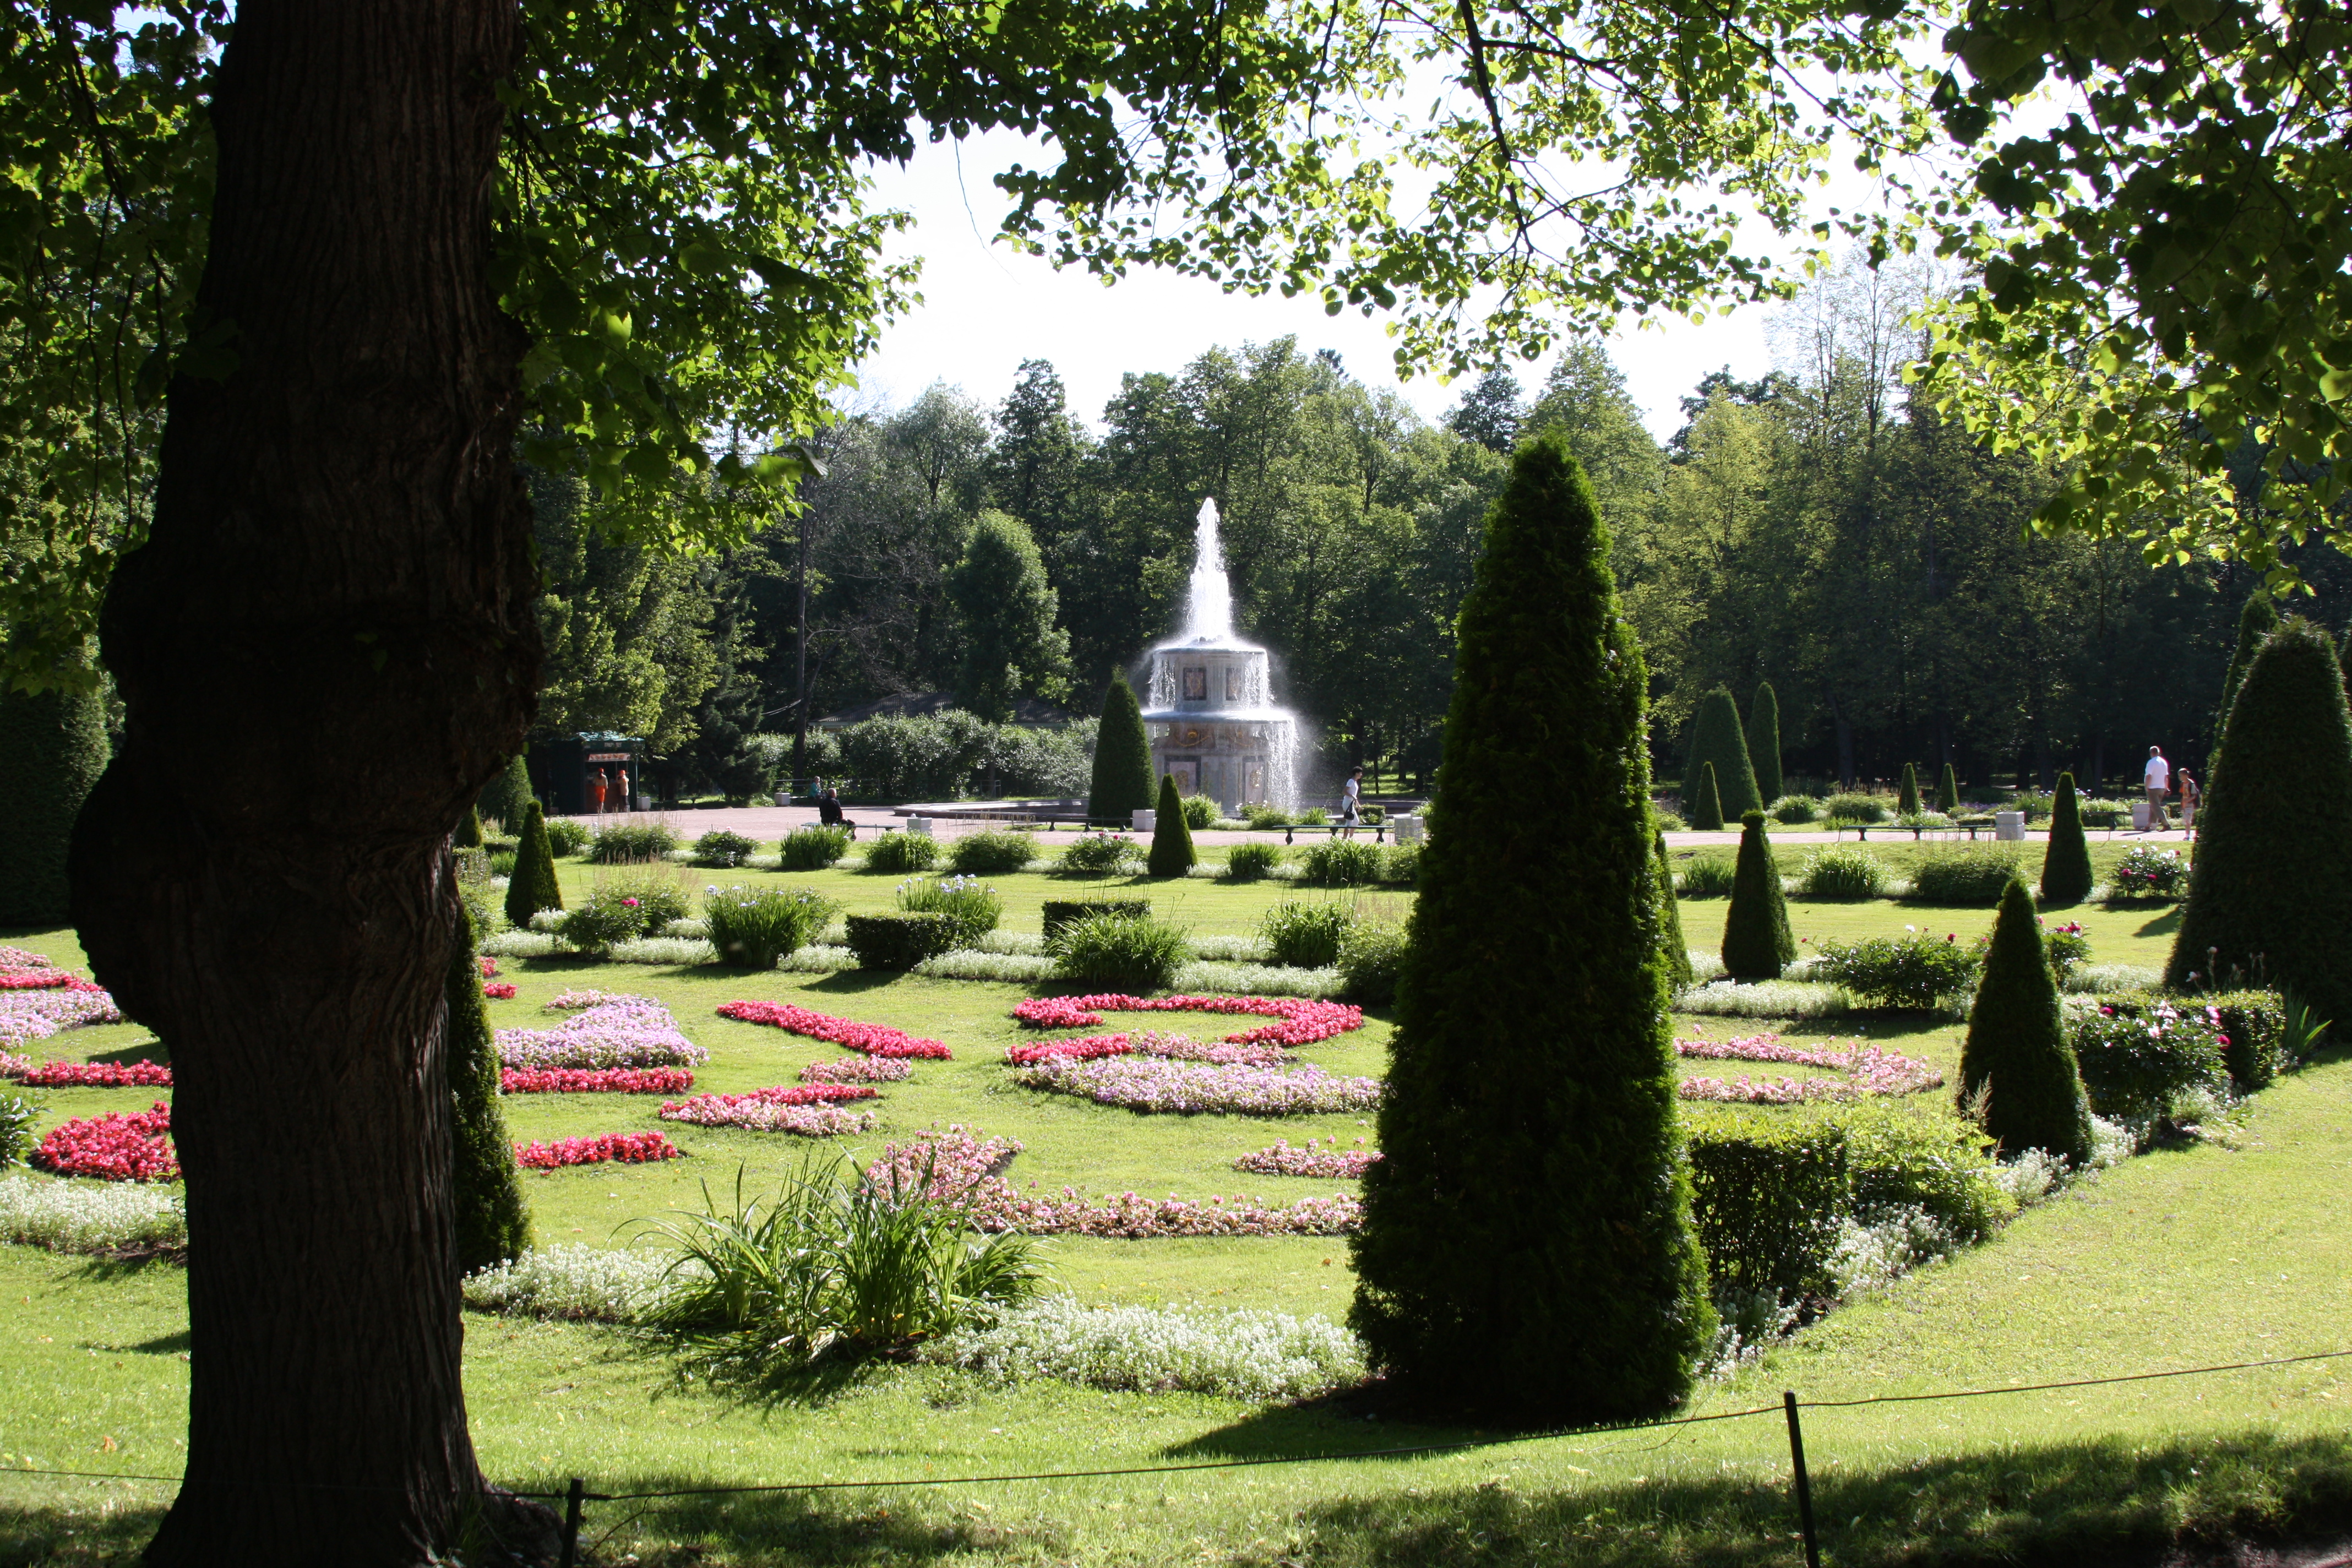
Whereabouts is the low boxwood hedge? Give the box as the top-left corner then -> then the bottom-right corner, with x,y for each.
844,912 -> 958,970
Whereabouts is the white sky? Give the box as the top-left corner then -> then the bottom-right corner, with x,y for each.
847,126 -> 1783,443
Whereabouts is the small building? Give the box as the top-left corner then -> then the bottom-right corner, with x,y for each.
528,732 -> 649,816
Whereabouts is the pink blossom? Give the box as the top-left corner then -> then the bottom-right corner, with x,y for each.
499,1066 -> 695,1094
1234,1139 -> 1382,1178
7,1059 -> 172,1088
513,1131 -> 679,1169
716,999 -> 951,1059
1009,993 -> 1364,1047
35,1103 -> 178,1182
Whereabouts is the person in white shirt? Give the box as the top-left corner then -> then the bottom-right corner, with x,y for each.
1340,767 -> 1364,839
2143,747 -> 2171,830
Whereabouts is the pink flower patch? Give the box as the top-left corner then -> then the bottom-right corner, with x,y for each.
35,1103 -> 178,1182
513,1132 -> 680,1169
716,1000 -> 951,1059
499,1067 -> 695,1094
9,1059 -> 172,1088
1010,993 -> 1364,1047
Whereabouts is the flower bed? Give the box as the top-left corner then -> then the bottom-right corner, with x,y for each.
1003,1031 -> 1288,1068
499,1067 -> 695,1095
495,995 -> 707,1070
4,1058 -> 173,1088
482,983 -> 518,1000
0,971 -> 78,991
1010,1055 -> 1382,1115
513,1132 -> 681,1169
799,1055 -> 913,1084
0,947 -> 56,971
1673,1032 -> 1943,1103
1234,1138 -> 1381,1178
657,1085 -> 879,1136
1010,993 -> 1364,1047
715,999 -> 951,1059
0,986 -> 127,1049
34,1103 -> 178,1182
868,1127 -> 1361,1238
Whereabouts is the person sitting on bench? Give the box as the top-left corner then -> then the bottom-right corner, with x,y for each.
818,787 -> 848,832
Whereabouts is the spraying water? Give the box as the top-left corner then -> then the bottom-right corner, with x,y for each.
1180,497 -> 1235,643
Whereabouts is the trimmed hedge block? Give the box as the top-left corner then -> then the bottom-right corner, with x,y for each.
845,913 -> 957,971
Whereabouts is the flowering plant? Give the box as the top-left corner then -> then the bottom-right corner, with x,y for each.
1010,994 -> 1364,1047
657,1085 -> 879,1135
6,1059 -> 173,1088
0,971 -> 78,991
477,956 -> 500,979
1672,1032 -> 1943,1102
482,983 -> 519,1000
715,999 -> 952,1058
496,995 -> 709,1070
499,1067 -> 695,1094
1011,1055 -> 1382,1115
799,1055 -> 913,1084
35,1103 -> 178,1181
513,1132 -> 680,1169
1002,1031 -> 1288,1068
2112,845 -> 2191,899
1234,1138 -> 1380,1178
0,985 -> 126,1050
0,947 -> 56,971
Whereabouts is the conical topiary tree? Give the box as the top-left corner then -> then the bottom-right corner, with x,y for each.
1689,761 -> 1725,831
2169,616 -> 2352,1022
2040,771 -> 2093,906
2209,590 -> 2277,776
1146,774 -> 1196,876
1960,879 -> 2093,1163
1087,671 -> 1156,827
1681,689 -> 1760,819
1937,761 -> 1962,815
0,677 -> 110,926
454,805 -> 483,848
1655,831 -> 1694,990
1721,810 -> 1795,979
504,800 -> 565,928
477,753 -> 533,832
448,906 -> 530,1274
1351,429 -> 1713,1425
1745,681 -> 1783,805
1897,763 -> 1921,816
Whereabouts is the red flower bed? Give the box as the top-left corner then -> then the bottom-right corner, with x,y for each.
11,1059 -> 173,1088
499,1067 -> 694,1094
478,956 -> 500,979
1010,994 -> 1364,1047
513,1131 -> 680,1169
0,971 -> 75,990
34,1103 -> 178,1181
716,1000 -> 952,1059
1004,1033 -> 1134,1065
481,983 -> 519,1000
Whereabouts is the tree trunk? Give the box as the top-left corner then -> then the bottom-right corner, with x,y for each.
67,4 -> 543,1562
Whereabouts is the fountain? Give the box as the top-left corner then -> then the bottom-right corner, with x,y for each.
1139,499 -> 1299,811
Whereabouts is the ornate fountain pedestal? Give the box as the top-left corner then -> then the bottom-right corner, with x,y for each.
1141,639 -> 1294,811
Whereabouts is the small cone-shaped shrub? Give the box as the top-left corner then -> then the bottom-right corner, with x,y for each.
504,800 -> 565,928
1681,689 -> 1760,819
1937,762 -> 1961,815
455,804 -> 483,848
1745,681 -> 1783,805
1897,763 -> 1921,816
1352,428 -> 1712,1425
0,677 -> 110,926
2169,617 -> 2352,1021
477,753 -> 533,832
2209,590 -> 2277,775
1960,880 -> 2092,1163
1689,761 -> 1725,831
1146,774 -> 1196,876
449,905 -> 530,1273
2040,772 -> 2093,906
1720,811 -> 1795,979
1088,672 -> 1157,826
1655,831 -> 1693,990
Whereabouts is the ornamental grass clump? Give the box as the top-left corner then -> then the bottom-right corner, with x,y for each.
692,829 -> 760,867
542,816 -> 590,857
922,1298 -> 1367,1402
2169,616 -> 2352,1025
1721,812 -> 1796,980
1260,901 -> 1355,970
862,831 -> 938,873
778,824 -> 851,870
1338,917 -> 1410,1005
951,829 -> 1040,875
503,802 -> 564,928
1179,793 -> 1218,829
1223,842 -> 1282,881
1820,791 -> 1886,825
705,886 -> 838,968
1797,846 -> 1889,900
1959,880 -> 2093,1163
2040,772 -> 2094,906
1057,831 -> 1141,876
1814,933 -> 1978,1010
1679,852 -> 1736,896
589,820 -> 679,863
1299,839 -> 1385,885
1909,848 -> 2027,904
1048,912 -> 1190,991
1352,429 -> 1712,1425
895,874 -> 1001,945
1771,794 -> 1819,824
1146,775 -> 1197,876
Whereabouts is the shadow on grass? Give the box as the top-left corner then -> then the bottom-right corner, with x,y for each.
0,1498 -> 166,1565
557,1430 -> 2352,1568
804,970 -> 912,996
88,1039 -> 168,1066
2135,907 -> 2185,938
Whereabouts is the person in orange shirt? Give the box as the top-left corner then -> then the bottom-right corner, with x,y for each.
589,769 -> 608,815
616,766 -> 632,813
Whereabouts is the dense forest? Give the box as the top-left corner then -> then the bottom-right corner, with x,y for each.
524,268 -> 2350,801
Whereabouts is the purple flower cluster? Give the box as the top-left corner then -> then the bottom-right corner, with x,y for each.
494,995 -> 709,1071
1234,1138 -> 1381,1178
1675,1038 -> 1943,1103
800,1055 -> 914,1084
1011,1055 -> 1382,1115
0,986 -> 125,1049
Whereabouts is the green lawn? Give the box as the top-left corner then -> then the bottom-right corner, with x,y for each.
6,865 -> 2345,1566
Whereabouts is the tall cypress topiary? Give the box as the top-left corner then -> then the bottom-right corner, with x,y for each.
2211,590 -> 2277,773
1897,763 -> 1921,816
1654,831 -> 1694,990
1745,680 -> 1783,804
2169,617 -> 2352,1022
1681,689 -> 1760,819
1720,811 -> 1796,979
1960,880 -> 2093,1163
504,800 -> 564,928
1351,431 -> 1713,1425
2040,771 -> 2093,906
1146,774 -> 1197,876
448,906 -> 530,1273
0,678 -> 110,927
1087,671 -> 1156,826
1937,761 -> 1962,815
477,753 -> 533,831
1689,761 -> 1725,831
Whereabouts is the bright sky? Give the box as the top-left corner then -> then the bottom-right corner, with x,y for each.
848,127 -> 1784,443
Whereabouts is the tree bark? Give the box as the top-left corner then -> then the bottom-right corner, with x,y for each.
67,3 -> 541,1562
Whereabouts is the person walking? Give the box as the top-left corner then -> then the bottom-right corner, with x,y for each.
2142,746 -> 2171,831
616,765 -> 632,813
2179,767 -> 2201,831
1339,767 -> 1365,839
